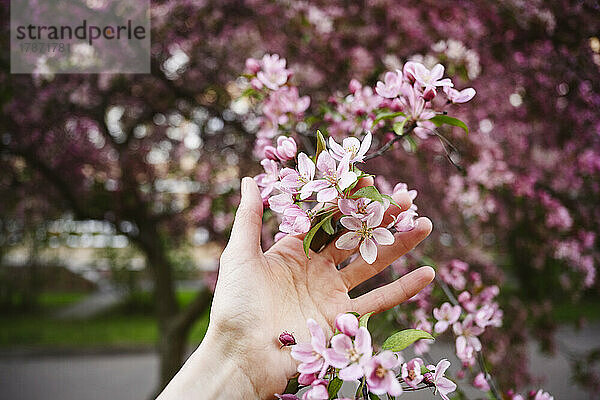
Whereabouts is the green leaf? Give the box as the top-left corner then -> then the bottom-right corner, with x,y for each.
429,115 -> 469,135
350,186 -> 384,203
327,377 -> 343,398
322,217 -> 335,235
405,136 -> 418,152
283,376 -> 299,394
359,312 -> 374,329
369,394 -> 381,400
372,111 -> 407,128
316,130 -> 327,158
381,329 -> 434,352
392,119 -> 408,136
302,213 -> 335,257
381,194 -> 401,209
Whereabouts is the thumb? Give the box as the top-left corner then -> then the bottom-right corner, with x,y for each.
226,177 -> 264,257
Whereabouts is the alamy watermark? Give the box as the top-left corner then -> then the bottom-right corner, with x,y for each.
11,0 -> 150,74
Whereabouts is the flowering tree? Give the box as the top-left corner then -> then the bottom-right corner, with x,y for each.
1,0 -> 599,395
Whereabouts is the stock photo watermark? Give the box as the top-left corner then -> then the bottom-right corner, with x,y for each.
10,0 -> 150,74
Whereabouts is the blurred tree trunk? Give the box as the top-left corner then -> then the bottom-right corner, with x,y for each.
136,222 -> 212,392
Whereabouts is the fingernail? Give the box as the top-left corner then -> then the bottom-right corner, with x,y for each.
241,177 -> 251,197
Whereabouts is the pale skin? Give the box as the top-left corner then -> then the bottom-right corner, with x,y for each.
157,177 -> 434,399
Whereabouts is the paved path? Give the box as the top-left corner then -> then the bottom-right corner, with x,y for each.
1,323 -> 598,399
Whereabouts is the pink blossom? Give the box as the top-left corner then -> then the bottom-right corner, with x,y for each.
257,54 -> 290,90
429,359 -> 457,400
291,319 -> 329,378
473,372 -> 490,391
245,57 -> 261,74
433,302 -> 462,333
338,198 -> 381,221
401,357 -> 424,388
255,159 -> 279,198
375,70 -> 403,98
412,63 -> 454,100
324,327 -> 372,381
279,205 -> 311,235
474,303 -> 502,328
264,145 -> 279,160
328,131 -> 372,163
298,373 -> 317,385
439,260 -> 469,291
275,394 -> 299,400
268,192 -> 294,213
263,87 -> 310,124
401,85 -> 436,121
279,152 -> 316,197
335,202 -> 394,264
275,136 -> 298,161
279,331 -> 296,347
302,152 -> 357,202
533,389 -> 554,400
394,209 -> 418,232
335,313 -> 359,336
444,86 -> 476,103
393,182 -> 418,201
301,379 -> 329,400
454,315 -> 483,352
363,351 -> 403,396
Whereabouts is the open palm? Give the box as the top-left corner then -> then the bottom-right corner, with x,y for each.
209,177 -> 434,398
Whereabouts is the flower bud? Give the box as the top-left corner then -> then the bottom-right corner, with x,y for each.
473,372 -> 490,391
335,313 -> 359,336
275,136 -> 297,161
264,146 -> 278,160
245,58 -> 261,74
348,78 -> 362,94
278,331 -> 296,347
251,77 -> 263,90
423,87 -> 436,101
298,373 -> 316,385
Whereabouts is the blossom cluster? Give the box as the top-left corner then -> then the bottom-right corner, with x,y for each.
278,313 -> 456,400
244,53 -> 555,399
324,59 -> 475,140
253,129 -> 418,264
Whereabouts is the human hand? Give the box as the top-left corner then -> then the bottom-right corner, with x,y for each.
158,177 -> 434,399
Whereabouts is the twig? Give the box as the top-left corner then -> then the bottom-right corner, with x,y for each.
436,276 -> 502,399
477,349 -> 502,400
363,122 -> 416,161
435,275 -> 460,306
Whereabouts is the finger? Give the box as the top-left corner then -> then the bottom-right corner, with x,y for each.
351,266 -> 435,315
320,191 -> 413,266
340,217 -> 432,290
225,177 -> 264,258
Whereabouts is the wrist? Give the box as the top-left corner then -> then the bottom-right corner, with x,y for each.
157,329 -> 260,399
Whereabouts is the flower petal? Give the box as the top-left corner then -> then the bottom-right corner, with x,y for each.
358,131 -> 372,158
339,363 -> 364,381
359,238 -> 377,264
338,171 -> 358,190
340,216 -> 362,230
335,232 -> 361,250
298,152 -> 315,180
316,150 -> 335,173
372,227 -> 394,245
323,348 -> 349,369
355,327 -> 372,356
331,333 -> 353,353
316,186 -> 338,203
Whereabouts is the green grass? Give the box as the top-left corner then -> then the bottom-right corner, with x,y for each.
0,289 -> 210,348
38,292 -> 88,310
0,312 -> 209,348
